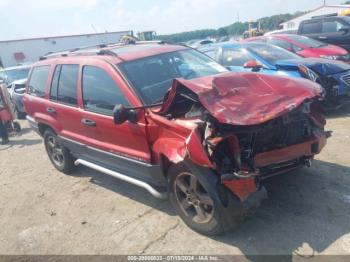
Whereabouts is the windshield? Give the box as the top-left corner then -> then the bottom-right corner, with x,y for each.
119,49 -> 227,105
249,44 -> 301,65
2,67 -> 30,83
287,35 -> 326,48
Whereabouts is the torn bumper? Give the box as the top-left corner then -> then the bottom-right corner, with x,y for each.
253,132 -> 328,167
222,131 -> 329,202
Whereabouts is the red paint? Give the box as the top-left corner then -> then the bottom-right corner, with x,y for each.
159,72 -> 322,126
244,35 -> 349,60
223,178 -> 258,202
23,44 -> 329,202
254,133 -> 327,167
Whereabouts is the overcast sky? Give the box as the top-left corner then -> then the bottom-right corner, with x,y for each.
0,0 -> 346,40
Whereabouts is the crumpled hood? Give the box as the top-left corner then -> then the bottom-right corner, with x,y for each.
275,58 -> 350,75
158,72 -> 322,126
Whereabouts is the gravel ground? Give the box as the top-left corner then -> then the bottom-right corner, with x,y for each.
0,106 -> 350,257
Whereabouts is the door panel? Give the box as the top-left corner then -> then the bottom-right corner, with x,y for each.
77,61 -> 155,180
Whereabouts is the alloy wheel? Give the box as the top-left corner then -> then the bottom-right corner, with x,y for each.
174,172 -> 214,224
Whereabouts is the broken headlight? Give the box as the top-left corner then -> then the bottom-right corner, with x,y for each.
298,65 -> 319,83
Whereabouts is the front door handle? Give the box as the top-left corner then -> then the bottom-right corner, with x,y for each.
46,107 -> 56,114
81,118 -> 96,127
318,36 -> 327,39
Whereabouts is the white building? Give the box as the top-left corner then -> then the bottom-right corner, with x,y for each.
280,4 -> 350,30
0,30 -> 131,68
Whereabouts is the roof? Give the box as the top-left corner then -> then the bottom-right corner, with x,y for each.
108,44 -> 188,62
39,42 -> 189,63
280,4 -> 350,26
199,41 -> 266,50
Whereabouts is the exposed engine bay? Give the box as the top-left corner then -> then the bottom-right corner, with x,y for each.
163,85 -> 324,176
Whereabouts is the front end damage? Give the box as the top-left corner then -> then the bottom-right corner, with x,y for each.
153,72 -> 330,203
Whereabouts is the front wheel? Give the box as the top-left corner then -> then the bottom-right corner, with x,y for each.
167,163 -> 244,236
44,129 -> 75,174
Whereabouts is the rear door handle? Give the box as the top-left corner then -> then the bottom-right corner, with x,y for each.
46,107 -> 56,114
318,36 -> 327,39
81,118 -> 96,127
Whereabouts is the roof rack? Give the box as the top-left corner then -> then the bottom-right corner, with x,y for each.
39,40 -> 171,60
311,13 -> 338,19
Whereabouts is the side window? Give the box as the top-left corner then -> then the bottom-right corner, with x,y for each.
50,65 -> 61,101
28,66 -> 50,98
57,65 -> 79,106
322,20 -> 347,33
49,65 -> 79,106
222,49 -> 253,67
82,66 -> 130,115
301,22 -> 321,34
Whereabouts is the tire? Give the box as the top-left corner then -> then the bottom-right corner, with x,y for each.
16,109 -> 26,119
44,129 -> 75,174
167,162 -> 244,236
13,122 -> 21,132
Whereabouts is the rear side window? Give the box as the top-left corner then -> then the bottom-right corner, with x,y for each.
322,20 -> 347,33
301,22 -> 320,34
82,66 -> 129,115
50,64 -> 79,106
28,66 -> 50,98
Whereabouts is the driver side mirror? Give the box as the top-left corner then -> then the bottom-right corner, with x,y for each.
113,104 -> 139,125
243,60 -> 263,72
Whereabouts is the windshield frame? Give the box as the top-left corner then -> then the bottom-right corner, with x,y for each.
117,49 -> 228,105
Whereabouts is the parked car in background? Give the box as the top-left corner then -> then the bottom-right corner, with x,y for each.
298,16 -> 350,52
7,79 -> 27,119
0,65 -> 31,85
188,39 -> 215,48
23,42 -> 328,235
243,34 -> 350,62
264,28 -> 298,35
199,42 -> 350,106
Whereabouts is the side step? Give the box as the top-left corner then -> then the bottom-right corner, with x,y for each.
74,159 -> 168,199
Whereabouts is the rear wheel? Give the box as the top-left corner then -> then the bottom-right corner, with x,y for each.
44,129 -> 75,174
167,163 -> 244,236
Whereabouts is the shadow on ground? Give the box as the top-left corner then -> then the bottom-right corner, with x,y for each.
213,159 -> 350,260
70,158 -> 350,259
71,166 -> 176,216
0,138 -> 42,150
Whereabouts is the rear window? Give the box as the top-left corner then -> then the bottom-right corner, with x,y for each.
301,22 -> 321,34
28,66 -> 50,98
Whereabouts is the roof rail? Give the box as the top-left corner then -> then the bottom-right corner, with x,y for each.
311,13 -> 338,19
38,40 -> 176,60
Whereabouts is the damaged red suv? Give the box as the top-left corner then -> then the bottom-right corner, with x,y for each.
23,42 -> 329,235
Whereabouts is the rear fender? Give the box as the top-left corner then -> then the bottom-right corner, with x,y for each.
33,112 -> 62,134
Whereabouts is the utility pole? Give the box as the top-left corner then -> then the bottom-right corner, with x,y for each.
323,0 -> 326,6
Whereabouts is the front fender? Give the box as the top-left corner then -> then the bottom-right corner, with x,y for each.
152,129 -> 213,168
